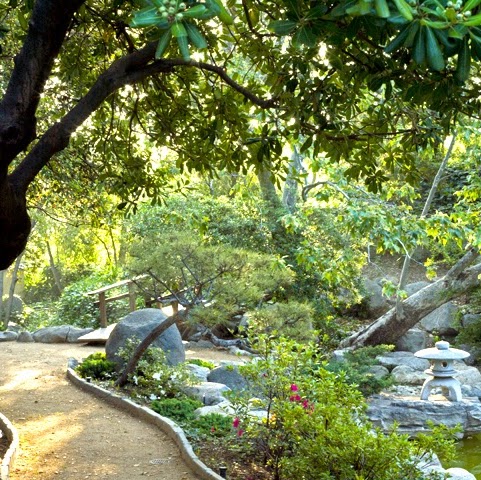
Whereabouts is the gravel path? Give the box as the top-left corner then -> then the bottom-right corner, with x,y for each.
0,342 -> 233,480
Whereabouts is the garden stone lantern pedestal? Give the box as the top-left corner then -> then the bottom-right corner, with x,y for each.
414,341 -> 470,402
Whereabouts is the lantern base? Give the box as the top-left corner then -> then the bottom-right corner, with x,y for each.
420,376 -> 462,402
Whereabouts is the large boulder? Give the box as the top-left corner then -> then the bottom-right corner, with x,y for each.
363,279 -> 390,317
419,302 -> 460,336
0,331 -> 18,342
105,308 -> 185,371
376,351 -> 430,371
207,365 -> 249,392
33,325 -> 94,343
182,382 -> 230,406
367,395 -> 481,437
390,365 -> 427,385
16,331 -> 34,343
395,328 -> 429,353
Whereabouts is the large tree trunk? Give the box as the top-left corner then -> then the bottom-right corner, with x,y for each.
0,180 -> 31,270
341,247 -> 481,348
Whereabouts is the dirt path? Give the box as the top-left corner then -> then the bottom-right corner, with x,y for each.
0,342 -> 238,480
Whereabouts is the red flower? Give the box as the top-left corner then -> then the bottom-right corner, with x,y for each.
237,429 -> 244,437
289,394 -> 301,402
233,417 -> 240,428
290,384 -> 299,392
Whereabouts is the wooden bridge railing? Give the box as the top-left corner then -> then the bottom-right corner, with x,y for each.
86,275 -> 179,328
86,278 -> 140,328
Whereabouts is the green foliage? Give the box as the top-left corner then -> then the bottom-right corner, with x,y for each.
150,396 -> 203,423
455,287 -> 481,359
248,301 -> 317,342
76,352 -> 117,380
187,358 -> 216,369
189,413 -> 234,438
326,345 -> 394,396
230,336 -> 452,480
117,337 -> 192,398
127,231 -> 294,328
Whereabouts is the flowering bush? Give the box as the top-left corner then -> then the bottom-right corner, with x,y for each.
117,337 -> 193,399
231,335 -> 456,480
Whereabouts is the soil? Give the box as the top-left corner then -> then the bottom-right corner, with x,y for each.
0,342 -> 240,480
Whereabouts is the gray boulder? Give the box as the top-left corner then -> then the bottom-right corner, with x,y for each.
185,364 -> 211,382
391,365 -> 427,385
404,281 -> 431,297
195,400 -> 235,417
363,279 -> 390,317
0,331 -> 18,342
33,325 -> 93,343
420,302 -> 460,335
367,395 -> 481,437
207,365 -> 249,392
454,363 -> 481,387
182,382 -> 230,406
16,331 -> 34,343
105,308 -> 185,370
461,313 -> 481,328
376,351 -> 430,371
395,328 -> 429,353
368,365 -> 390,380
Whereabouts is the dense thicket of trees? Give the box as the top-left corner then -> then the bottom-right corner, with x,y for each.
2,0 -> 481,346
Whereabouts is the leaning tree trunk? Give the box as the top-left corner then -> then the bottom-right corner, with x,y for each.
341,247 -> 481,348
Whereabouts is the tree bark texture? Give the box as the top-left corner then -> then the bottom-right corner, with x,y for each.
341,247 -> 481,348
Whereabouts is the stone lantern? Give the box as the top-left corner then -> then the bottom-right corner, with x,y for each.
414,340 -> 470,402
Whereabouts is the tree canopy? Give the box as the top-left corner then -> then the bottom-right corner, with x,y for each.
2,0 -> 481,270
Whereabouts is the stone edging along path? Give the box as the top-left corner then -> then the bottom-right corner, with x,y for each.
65,359 -> 224,480
0,412 -> 19,480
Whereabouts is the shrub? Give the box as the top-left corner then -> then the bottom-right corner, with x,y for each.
187,358 -> 216,370
190,413 -> 234,438
117,338 -> 193,398
76,352 -> 116,380
325,345 -> 394,396
150,397 -> 203,423
231,335 -> 456,480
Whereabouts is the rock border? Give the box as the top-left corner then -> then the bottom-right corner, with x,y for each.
0,411 -> 19,480
66,360 -> 224,480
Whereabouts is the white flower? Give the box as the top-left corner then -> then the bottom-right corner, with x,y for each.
149,394 -> 158,400
152,372 -> 161,381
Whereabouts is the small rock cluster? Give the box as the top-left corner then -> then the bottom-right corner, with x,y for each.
1,325 -> 94,343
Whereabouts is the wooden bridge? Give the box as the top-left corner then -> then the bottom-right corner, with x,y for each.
77,276 -> 178,343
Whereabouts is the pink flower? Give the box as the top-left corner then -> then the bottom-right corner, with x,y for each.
290,384 -> 299,392
211,427 -> 216,433
302,399 -> 309,409
233,417 -> 240,428
289,394 -> 301,402
237,429 -> 244,437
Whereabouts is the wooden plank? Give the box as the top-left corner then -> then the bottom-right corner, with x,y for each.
86,279 -> 132,296
93,292 -> 130,306
86,274 -> 148,296
76,324 -> 117,344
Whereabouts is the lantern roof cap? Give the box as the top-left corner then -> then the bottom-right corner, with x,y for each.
414,341 -> 469,360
